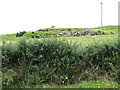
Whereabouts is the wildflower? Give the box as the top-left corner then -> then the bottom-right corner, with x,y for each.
66,77 -> 68,79
102,81 -> 104,83
62,81 -> 64,83
98,86 -> 100,88
104,80 -> 107,82
113,86 -> 116,88
107,84 -> 110,86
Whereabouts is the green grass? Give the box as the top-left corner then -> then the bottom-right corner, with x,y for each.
0,25 -> 118,42
64,81 -> 119,88
63,34 -> 118,46
0,33 -> 118,42
48,25 -> 118,32
90,25 -> 118,34
0,35 -> 21,42
36,31 -> 60,35
26,31 -> 61,35
19,80 -> 119,88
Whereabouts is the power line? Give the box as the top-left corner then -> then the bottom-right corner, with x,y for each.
101,2 -> 103,30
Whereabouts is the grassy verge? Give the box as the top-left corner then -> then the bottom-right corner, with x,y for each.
18,80 -> 119,88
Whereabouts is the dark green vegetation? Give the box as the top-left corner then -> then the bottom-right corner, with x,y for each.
2,38 -> 119,88
0,25 -> 119,88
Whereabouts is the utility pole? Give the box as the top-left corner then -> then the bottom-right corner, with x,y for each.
101,2 -> 103,30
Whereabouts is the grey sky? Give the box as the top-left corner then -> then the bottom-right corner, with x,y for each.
0,0 -> 119,34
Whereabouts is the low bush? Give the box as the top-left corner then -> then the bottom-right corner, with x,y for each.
16,31 -> 26,37
1,38 -> 119,88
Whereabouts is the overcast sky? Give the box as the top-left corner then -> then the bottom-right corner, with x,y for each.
0,0 -> 119,34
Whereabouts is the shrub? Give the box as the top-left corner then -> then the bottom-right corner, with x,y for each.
1,38 -> 119,88
16,31 -> 26,37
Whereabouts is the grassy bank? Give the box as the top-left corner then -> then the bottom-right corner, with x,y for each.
0,25 -> 118,42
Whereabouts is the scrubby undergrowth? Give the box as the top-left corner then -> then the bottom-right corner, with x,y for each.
1,38 -> 119,88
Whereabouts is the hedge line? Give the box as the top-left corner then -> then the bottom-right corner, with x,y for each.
1,38 -> 119,88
